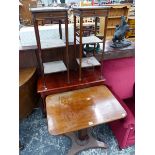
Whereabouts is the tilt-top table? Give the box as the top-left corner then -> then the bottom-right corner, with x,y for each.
46,85 -> 127,154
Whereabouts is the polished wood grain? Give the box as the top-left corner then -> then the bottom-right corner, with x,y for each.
46,85 -> 127,135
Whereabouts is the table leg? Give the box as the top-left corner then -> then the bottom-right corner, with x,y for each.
40,94 -> 47,118
65,128 -> 107,155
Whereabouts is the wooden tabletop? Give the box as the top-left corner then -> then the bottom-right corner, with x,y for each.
46,85 -> 127,135
72,6 -> 111,10
19,67 -> 36,87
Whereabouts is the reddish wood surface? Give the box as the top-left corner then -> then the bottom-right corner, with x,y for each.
46,85 -> 127,135
38,67 -> 105,96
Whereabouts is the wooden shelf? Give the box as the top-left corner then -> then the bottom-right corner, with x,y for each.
43,61 -> 67,74
76,36 -> 103,44
76,56 -> 101,68
99,4 -> 130,39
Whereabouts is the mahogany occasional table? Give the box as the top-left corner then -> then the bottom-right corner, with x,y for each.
46,85 -> 127,155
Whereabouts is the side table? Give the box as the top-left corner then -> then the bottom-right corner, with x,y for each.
46,85 -> 127,154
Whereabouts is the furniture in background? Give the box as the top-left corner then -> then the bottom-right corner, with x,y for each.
19,67 -> 38,119
99,4 -> 131,40
73,6 -> 110,81
46,85 -> 127,154
126,16 -> 135,38
102,57 -> 135,149
19,0 -> 37,25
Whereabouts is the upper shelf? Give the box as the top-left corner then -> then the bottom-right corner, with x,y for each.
43,60 -> 67,74
76,56 -> 101,68
76,36 -> 103,44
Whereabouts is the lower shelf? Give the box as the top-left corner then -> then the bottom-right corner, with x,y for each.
43,60 -> 67,74
76,56 -> 101,68
37,67 -> 105,95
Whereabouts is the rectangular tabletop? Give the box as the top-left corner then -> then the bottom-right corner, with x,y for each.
72,6 -> 111,10
46,85 -> 127,135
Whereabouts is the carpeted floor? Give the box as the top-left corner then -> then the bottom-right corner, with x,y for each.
19,108 -> 135,155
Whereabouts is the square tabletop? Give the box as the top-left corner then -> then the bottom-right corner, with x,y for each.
46,85 -> 127,135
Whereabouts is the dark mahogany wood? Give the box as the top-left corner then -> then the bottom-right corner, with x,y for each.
30,7 -> 70,89
38,67 -> 105,94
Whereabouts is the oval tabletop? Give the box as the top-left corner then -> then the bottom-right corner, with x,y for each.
19,67 -> 36,87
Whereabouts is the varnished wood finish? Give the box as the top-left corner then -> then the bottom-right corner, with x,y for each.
30,7 -> 70,88
79,17 -> 83,81
33,19 -> 46,88
46,85 -> 127,135
93,17 -> 98,55
73,6 -> 110,17
65,13 -> 70,83
73,6 -> 109,82
38,67 -> 105,95
19,67 -> 36,87
19,67 -> 38,119
100,15 -> 108,79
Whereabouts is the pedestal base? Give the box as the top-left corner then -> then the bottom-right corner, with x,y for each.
65,132 -> 108,155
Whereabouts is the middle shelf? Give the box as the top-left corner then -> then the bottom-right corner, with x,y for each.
76,36 -> 103,44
